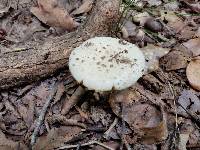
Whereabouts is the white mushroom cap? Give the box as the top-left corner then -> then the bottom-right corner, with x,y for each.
69,37 -> 145,91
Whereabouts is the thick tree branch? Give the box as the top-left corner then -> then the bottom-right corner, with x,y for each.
0,0 -> 120,89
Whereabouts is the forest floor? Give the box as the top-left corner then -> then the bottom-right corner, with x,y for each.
0,0 -> 200,149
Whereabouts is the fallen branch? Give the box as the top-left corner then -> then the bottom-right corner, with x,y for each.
30,82 -> 58,146
56,140 -> 114,150
0,0 -> 120,89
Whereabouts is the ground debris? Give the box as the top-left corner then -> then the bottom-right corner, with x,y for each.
0,0 -> 200,149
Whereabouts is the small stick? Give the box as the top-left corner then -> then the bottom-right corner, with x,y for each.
56,140 -> 114,150
48,114 -> 86,128
104,117 -> 118,139
61,86 -> 85,115
30,82 -> 58,146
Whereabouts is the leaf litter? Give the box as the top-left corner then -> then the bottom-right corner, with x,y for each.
0,0 -> 200,149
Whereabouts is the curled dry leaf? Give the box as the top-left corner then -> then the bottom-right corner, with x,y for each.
160,11 -> 184,32
71,0 -> 94,15
121,20 -> 137,39
109,88 -> 168,144
30,0 -> 78,31
144,18 -> 163,32
141,44 -> 170,73
182,38 -> 200,56
186,57 -> 200,91
160,50 -> 191,71
132,12 -> 152,26
33,126 -> 82,150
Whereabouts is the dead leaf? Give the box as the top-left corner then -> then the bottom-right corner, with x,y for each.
109,88 -> 168,144
144,18 -> 163,32
186,57 -> 200,91
164,1 -> 180,11
139,74 -> 164,94
33,126 -> 82,150
0,130 -> 27,150
92,141 -> 120,150
133,144 -> 157,150
121,20 -> 137,39
160,11 -> 184,32
132,12 -> 152,26
141,44 -> 170,72
71,0 -> 94,15
30,0 -> 78,31
178,133 -> 189,150
179,119 -> 200,146
147,0 -> 162,6
90,106 -> 112,127
160,50 -> 191,71
0,4 -> 10,18
180,0 -> 200,13
182,38 -> 200,56
195,27 -> 200,37
178,89 -> 200,117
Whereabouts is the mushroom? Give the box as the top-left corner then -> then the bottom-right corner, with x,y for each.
62,37 -> 146,115
69,37 -> 146,91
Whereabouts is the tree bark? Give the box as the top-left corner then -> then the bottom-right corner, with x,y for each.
0,0 -> 120,89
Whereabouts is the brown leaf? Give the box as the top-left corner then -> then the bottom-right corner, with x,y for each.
139,74 -> 164,94
132,12 -> 152,26
178,89 -> 200,117
144,18 -> 163,32
30,0 -> 78,31
179,119 -> 200,146
180,0 -> 200,13
109,88 -> 168,144
0,130 -> 27,150
160,50 -> 191,71
141,44 -> 170,73
182,38 -> 200,56
186,57 -> 200,91
71,0 -> 94,15
121,20 -> 137,39
160,11 -> 184,32
33,126 -> 82,150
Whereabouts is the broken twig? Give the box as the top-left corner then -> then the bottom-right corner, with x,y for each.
56,140 -> 114,150
30,82 -> 58,146
61,86 -> 85,115
104,117 -> 118,139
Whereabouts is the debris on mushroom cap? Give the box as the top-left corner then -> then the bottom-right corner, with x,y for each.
69,37 -> 145,91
